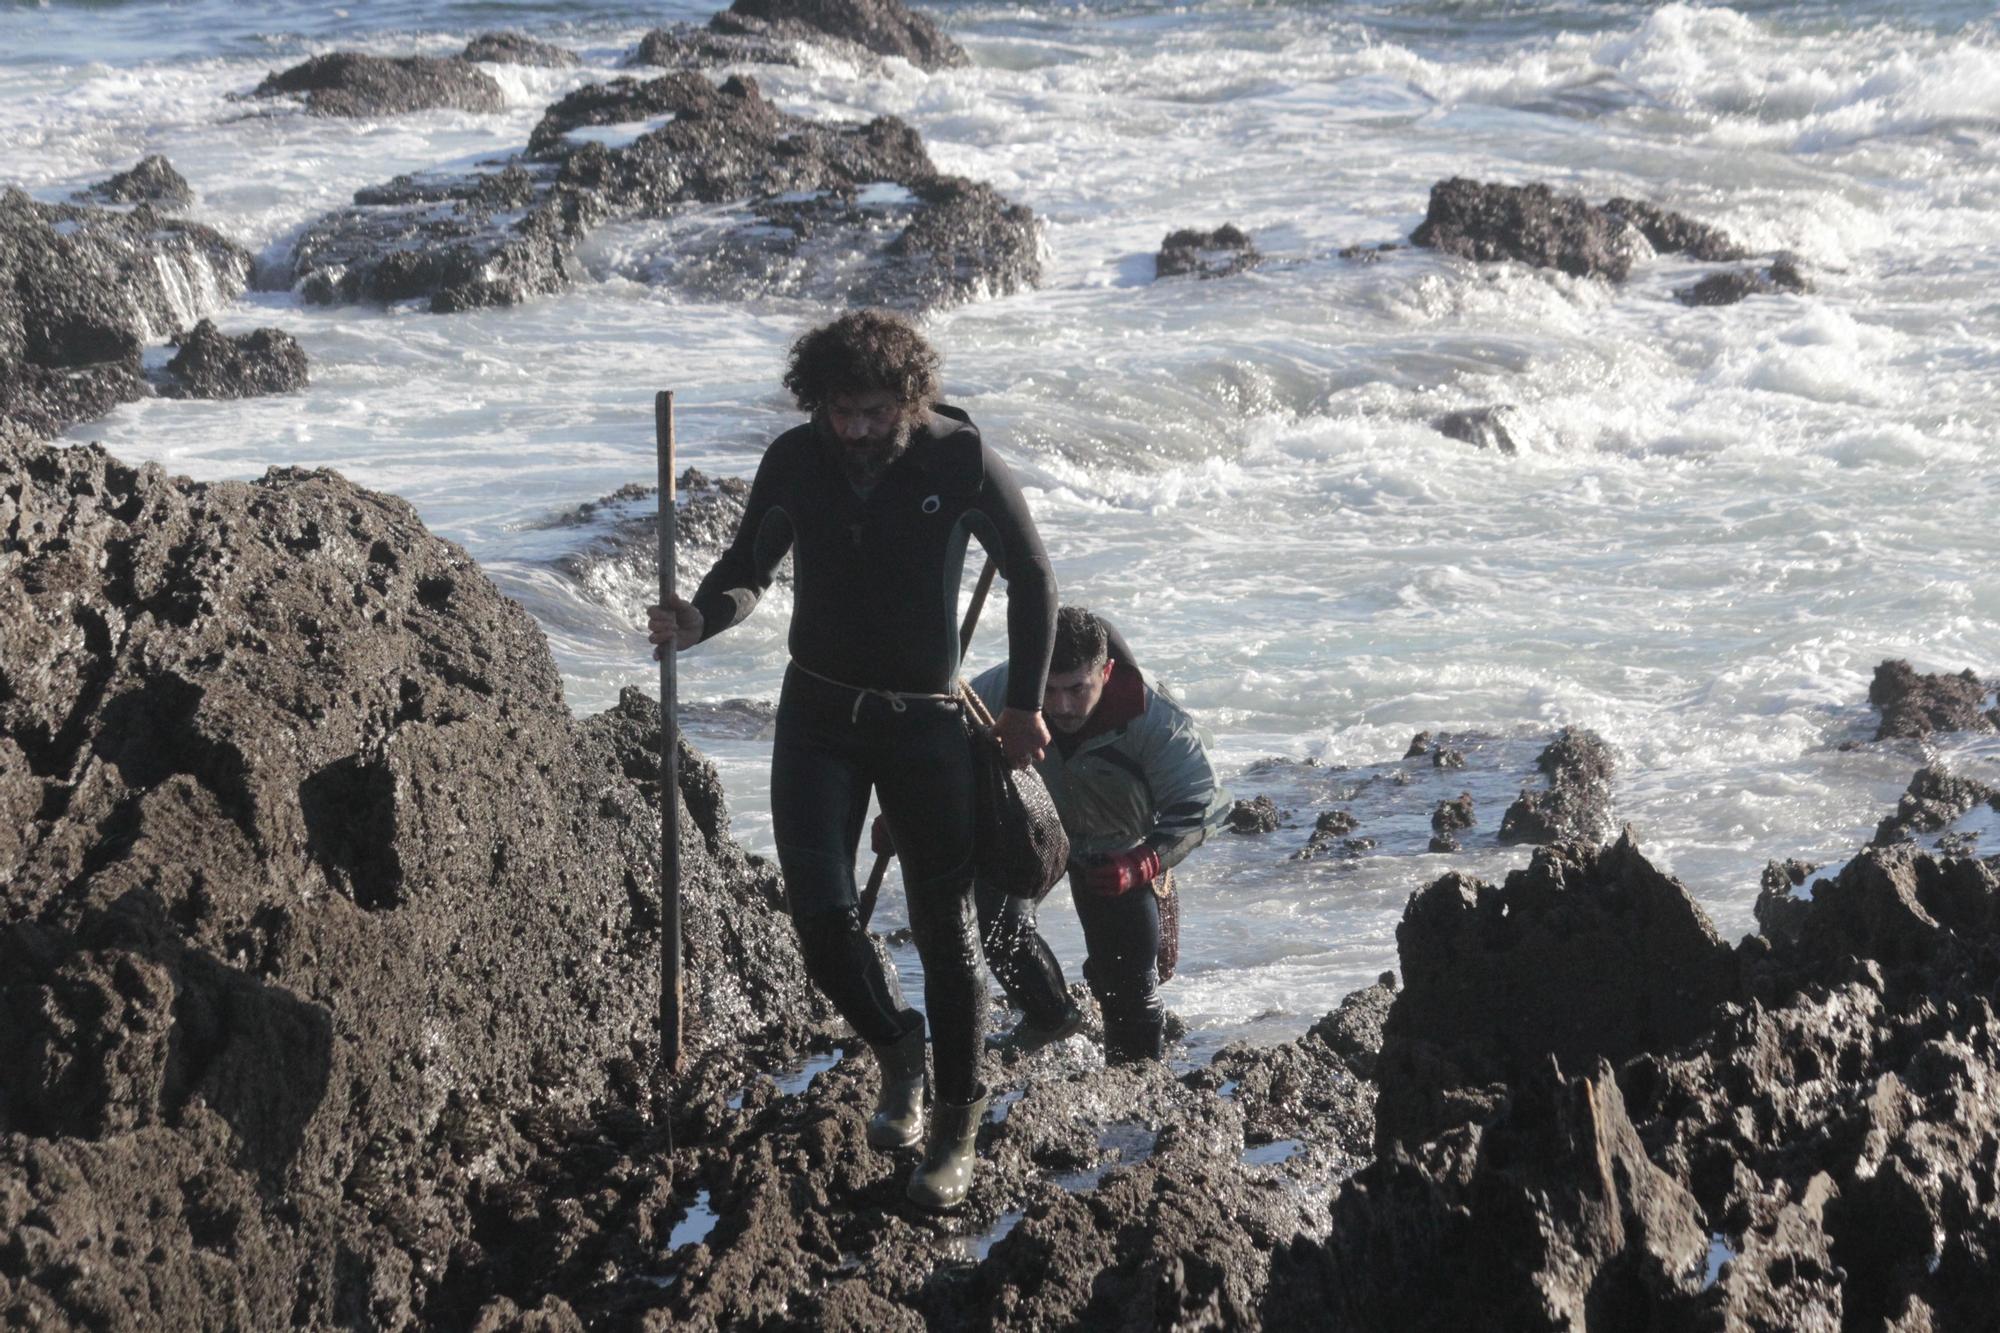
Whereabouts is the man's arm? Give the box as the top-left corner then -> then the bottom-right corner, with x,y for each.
1135,692 -> 1231,873
967,449 -> 1057,712
688,439 -> 797,642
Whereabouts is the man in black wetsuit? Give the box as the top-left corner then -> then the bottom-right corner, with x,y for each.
648,310 -> 1056,1211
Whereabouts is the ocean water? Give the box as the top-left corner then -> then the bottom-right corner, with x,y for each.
7,0 -> 1998,1054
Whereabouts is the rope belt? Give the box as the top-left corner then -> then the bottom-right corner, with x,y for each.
790,660 -> 960,724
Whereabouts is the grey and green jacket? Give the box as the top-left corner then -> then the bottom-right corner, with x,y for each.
968,659 -> 1230,870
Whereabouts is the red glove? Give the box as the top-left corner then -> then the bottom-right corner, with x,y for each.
870,814 -> 896,857
1081,846 -> 1161,896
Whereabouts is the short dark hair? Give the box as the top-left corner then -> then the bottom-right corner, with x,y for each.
782,309 -> 941,416
1049,606 -> 1108,676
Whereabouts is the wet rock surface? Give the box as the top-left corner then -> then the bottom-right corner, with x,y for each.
1499,725 -> 1616,845
0,187 -> 251,441
1870,764 -> 1998,847
0,437 -> 825,1328
248,51 -> 507,117
1413,178 -> 1744,282
283,70 -> 1038,313
1434,404 -> 1520,454
1285,826 -> 2000,1330
635,0 -> 968,72
1869,658 -> 1997,740
1675,254 -> 1813,306
462,31 -> 581,67
1290,808 -> 1360,862
158,318 -> 309,400
72,154 -> 194,210
1227,794 -> 1286,834
532,468 -> 770,611
1156,223 -> 1260,279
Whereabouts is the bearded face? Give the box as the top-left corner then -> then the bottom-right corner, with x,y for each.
826,389 -> 915,489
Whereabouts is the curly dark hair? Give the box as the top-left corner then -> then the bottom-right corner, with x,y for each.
1049,606 -> 1110,675
782,309 -> 942,416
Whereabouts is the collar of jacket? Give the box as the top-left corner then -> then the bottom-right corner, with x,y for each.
1059,660 -> 1148,755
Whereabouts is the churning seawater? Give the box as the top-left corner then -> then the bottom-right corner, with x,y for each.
7,0 -> 1998,1054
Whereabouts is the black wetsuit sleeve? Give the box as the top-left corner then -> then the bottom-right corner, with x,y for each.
1099,617 -> 1139,671
690,444 -> 795,642
968,448 -> 1057,712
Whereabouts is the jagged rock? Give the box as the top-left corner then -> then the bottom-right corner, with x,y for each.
0,436 -> 825,1328
248,52 -> 507,117
1155,224 -> 1260,280
1309,974 -> 1396,1080
72,154 -> 194,210
1375,832 -> 1735,1149
1676,254 -> 1812,307
1226,794 -> 1284,834
1499,726 -> 1615,845
291,71 -> 1037,313
1403,731 -> 1432,759
1870,764 -> 1997,847
534,469 -> 767,609
630,0 -> 967,72
1291,808 -> 1360,862
462,31 -> 580,67
1322,1058 -> 1709,1329
0,188 -> 250,441
1868,659 -> 1996,740
1431,746 -> 1465,769
158,319 -> 308,400
1428,793 -> 1475,852
1434,405 -> 1519,454
1602,196 -> 1746,262
739,0 -> 965,67
1337,241 -> 1401,262
281,162 -> 591,313
1413,178 -> 1743,282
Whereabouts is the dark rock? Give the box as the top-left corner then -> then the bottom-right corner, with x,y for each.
281,162 -> 590,313
1337,241 -> 1402,262
1226,794 -> 1285,835
1752,857 -> 1820,948
1868,659 -> 1996,740
1403,731 -> 1432,759
1285,836 -> 2000,1328
73,154 -> 194,210
633,25 -> 808,70
248,52 -> 506,117
1602,196 -> 1746,262
0,436 -> 825,1328
1287,810 -> 1365,862
1499,726 -> 1615,845
1433,405 -> 1519,454
1374,831 -> 1735,1150
1413,178 -> 1644,281
1675,254 -> 1813,307
1430,793 -> 1474,838
1308,975 -> 1396,1080
720,0 -> 967,69
1870,764 -> 1997,847
535,469 -> 768,608
291,71 -> 1037,314
158,319 -> 308,400
462,31 -> 580,67
1413,179 -> 1743,283
0,188 -> 251,441
1155,224 -> 1260,280
1431,746 -> 1465,769
1322,1058 -> 1709,1329
1290,809 -> 1361,862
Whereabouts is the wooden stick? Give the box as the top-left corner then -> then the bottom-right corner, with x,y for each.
857,557 -> 997,928
656,390 -> 684,1075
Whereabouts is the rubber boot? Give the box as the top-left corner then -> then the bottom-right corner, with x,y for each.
987,1001 -> 1086,1055
866,1023 -> 928,1149
1103,1012 -> 1165,1066
907,1087 -> 988,1211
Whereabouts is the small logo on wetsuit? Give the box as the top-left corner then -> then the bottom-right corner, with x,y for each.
921,495 -> 942,514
